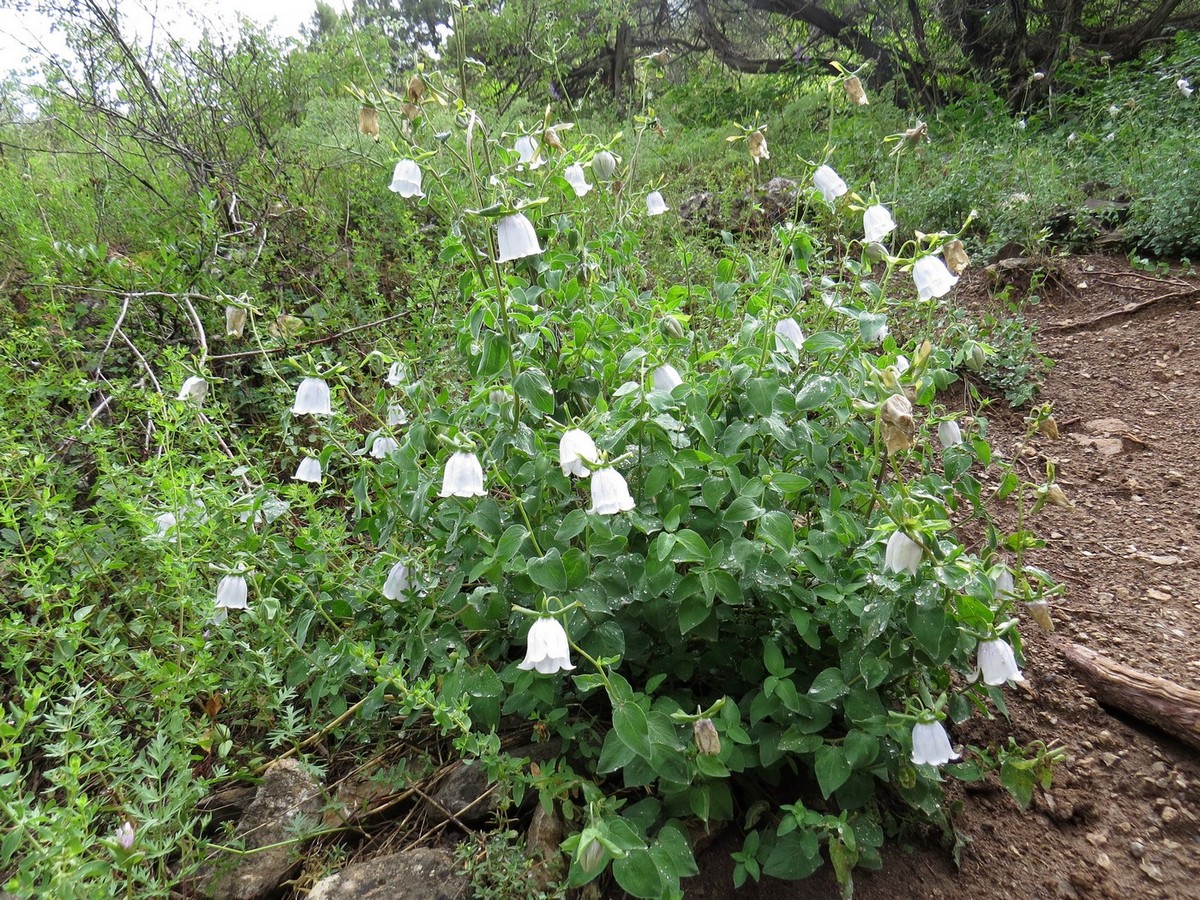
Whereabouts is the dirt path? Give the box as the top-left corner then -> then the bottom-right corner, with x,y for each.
693,256 -> 1200,899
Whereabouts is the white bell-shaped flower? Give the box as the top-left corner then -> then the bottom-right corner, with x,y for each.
911,720 -> 959,766
589,467 -> 635,515
912,255 -> 959,301
514,136 -> 543,168
387,403 -> 408,427
559,428 -> 598,478
863,205 -> 896,243
215,574 -> 248,610
645,190 -> 669,216
386,361 -> 405,386
382,562 -> 410,600
292,377 -> 332,416
977,638 -> 1025,685
993,567 -> 1016,601
563,163 -> 593,197
813,165 -> 848,202
938,420 -> 963,448
294,456 -> 322,483
591,150 -> 617,180
370,435 -> 398,459
1177,78 -> 1193,98
652,364 -> 683,393
518,616 -> 575,674
178,376 -> 208,406
496,213 -> 543,263
774,318 -> 805,353
225,306 -> 247,337
153,512 -> 178,541
884,530 -> 922,575
388,159 -> 425,198
440,451 -> 487,498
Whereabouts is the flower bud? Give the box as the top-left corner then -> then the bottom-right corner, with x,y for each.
965,342 -> 987,372
591,150 -> 617,181
661,315 -> 685,339
1027,600 -> 1055,632
693,718 -> 721,756
1045,483 -> 1074,509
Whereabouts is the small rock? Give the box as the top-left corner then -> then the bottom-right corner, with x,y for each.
1161,806 -> 1179,824
1139,859 -> 1166,883
1129,840 -> 1146,858
1146,589 -> 1172,602
1101,752 -> 1119,767
1086,830 -> 1109,846
308,849 -> 468,900
198,759 -> 324,900
1083,418 -> 1130,435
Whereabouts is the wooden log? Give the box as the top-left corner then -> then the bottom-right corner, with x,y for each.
1058,642 -> 1200,752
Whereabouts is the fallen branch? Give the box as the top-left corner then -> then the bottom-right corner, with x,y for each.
1058,641 -> 1200,751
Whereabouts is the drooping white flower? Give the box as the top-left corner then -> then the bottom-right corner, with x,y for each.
386,361 -> 405,386
863,205 -> 896,243
388,159 -> 425,198
645,191 -> 669,216
748,131 -> 769,164
591,150 -> 617,180
178,376 -> 208,406
1016,118 -> 1027,131
292,377 -> 332,416
559,428 -> 598,478
563,164 -> 593,197
1107,104 -> 1121,118
589,467 -> 635,515
382,562 -> 410,600
911,720 -> 959,766
496,213 -> 543,263
938,420 -> 963,448
440,451 -> 487,498
153,512 -> 178,540
813,165 -> 848,202
993,567 -> 1016,601
225,306 -> 247,337
884,530 -> 922,575
518,616 -> 575,674
977,638 -> 1025,685
215,574 -> 248,610
370,435 -> 398,459
912,255 -> 959,301
774,318 -> 805,353
651,364 -> 683,393
1178,78 -> 1194,98
387,403 -> 408,426
514,136 -> 542,168
294,456 -> 322,483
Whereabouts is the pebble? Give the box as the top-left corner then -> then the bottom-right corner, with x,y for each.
1129,840 -> 1146,858
1161,807 -> 1179,824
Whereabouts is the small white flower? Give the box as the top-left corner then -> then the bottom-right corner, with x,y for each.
589,467 -> 635,515
292,377 -> 332,416
1016,118 -> 1027,131
1108,104 -> 1121,118
177,376 -> 208,406
382,562 -> 410,600
440,451 -> 487,498
387,403 -> 408,426
1178,78 -> 1194,98
911,720 -> 959,766
884,530 -> 922,576
591,150 -> 617,180
563,163 -> 593,197
116,821 -> 135,850
1067,132 -> 1078,146
294,456 -> 322,483
518,616 -> 575,674
863,205 -> 896,243
496,213 -> 543,263
559,428 -> 598,478
645,190 -> 669,216
215,574 -> 248,610
225,306 -> 247,337
386,361 -> 405,386
813,165 -> 848,202
912,255 -> 959,301
977,638 -> 1025,685
1104,131 -> 1116,143
388,159 -> 425,198
1032,71 -> 1045,81
938,420 -> 963,448
651,364 -> 683,393
993,567 -> 1016,601
153,512 -> 178,540
514,135 -> 543,168
774,318 -> 805,353
370,435 -> 398,459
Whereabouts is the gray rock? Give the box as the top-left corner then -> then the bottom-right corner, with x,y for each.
429,762 -> 496,827
524,802 -> 565,890
307,848 -> 468,900
198,758 -> 324,899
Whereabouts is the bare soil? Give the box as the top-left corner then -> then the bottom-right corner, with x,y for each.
692,256 -> 1200,899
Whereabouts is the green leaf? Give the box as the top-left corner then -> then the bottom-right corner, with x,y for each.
815,744 -> 852,798
794,376 -> 837,411
494,524 -> 528,563
763,830 -> 822,879
747,377 -> 778,416
758,510 -> 794,552
613,848 -> 663,899
806,667 -> 848,703
1000,758 -> 1037,809
514,367 -> 555,414
671,529 -> 710,562
803,331 -> 845,353
527,548 -> 568,592
724,496 -> 765,523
